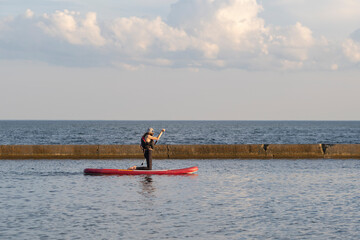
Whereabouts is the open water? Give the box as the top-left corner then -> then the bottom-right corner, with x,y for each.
0,121 -> 360,239
0,159 -> 359,239
0,120 -> 359,145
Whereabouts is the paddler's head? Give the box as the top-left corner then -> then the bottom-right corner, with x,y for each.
147,128 -> 154,136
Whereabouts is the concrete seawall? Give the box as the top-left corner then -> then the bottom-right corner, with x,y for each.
1,144 -> 360,159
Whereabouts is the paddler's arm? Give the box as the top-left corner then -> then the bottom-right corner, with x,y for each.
148,129 -> 165,141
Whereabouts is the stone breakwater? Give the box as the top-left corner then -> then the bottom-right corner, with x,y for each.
0,144 -> 360,159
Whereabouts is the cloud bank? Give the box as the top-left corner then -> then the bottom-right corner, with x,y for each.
0,0 -> 359,70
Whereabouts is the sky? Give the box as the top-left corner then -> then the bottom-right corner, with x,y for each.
1,0 -> 360,120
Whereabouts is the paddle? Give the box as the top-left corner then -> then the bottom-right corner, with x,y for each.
141,129 -> 165,166
155,129 -> 165,145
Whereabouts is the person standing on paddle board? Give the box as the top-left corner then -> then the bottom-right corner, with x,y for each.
128,128 -> 165,170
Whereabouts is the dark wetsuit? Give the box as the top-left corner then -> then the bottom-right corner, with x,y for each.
136,149 -> 152,170
137,134 -> 154,170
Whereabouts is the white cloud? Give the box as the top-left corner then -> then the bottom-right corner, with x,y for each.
25,9 -> 34,19
331,64 -> 338,71
110,16 -> 188,53
113,62 -> 144,71
269,22 -> 314,62
342,28 -> 360,63
109,16 -> 219,60
261,0 -> 360,40
164,0 -> 321,69
281,60 -> 303,70
0,16 -> 13,31
350,29 -> 360,42
168,0 -> 267,53
0,0 -> 357,70
343,39 -> 360,63
38,10 -> 105,46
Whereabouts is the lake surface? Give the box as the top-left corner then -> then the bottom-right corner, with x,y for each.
1,159 -> 359,239
0,120 -> 360,145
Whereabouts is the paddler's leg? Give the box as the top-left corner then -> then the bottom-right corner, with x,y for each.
136,149 -> 152,170
147,150 -> 152,170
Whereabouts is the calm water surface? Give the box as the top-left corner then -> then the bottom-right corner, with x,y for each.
1,159 -> 359,239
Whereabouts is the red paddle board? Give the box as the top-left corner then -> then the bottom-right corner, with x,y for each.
84,166 -> 198,175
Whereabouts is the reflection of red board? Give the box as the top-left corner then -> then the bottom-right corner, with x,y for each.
84,166 -> 198,175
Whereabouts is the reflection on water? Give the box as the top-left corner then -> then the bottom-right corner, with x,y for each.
139,176 -> 156,198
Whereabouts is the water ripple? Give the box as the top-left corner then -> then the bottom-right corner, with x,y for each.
0,120 -> 359,145
5,159 -> 359,239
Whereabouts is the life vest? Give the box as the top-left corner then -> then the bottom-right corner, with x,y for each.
141,133 -> 154,150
